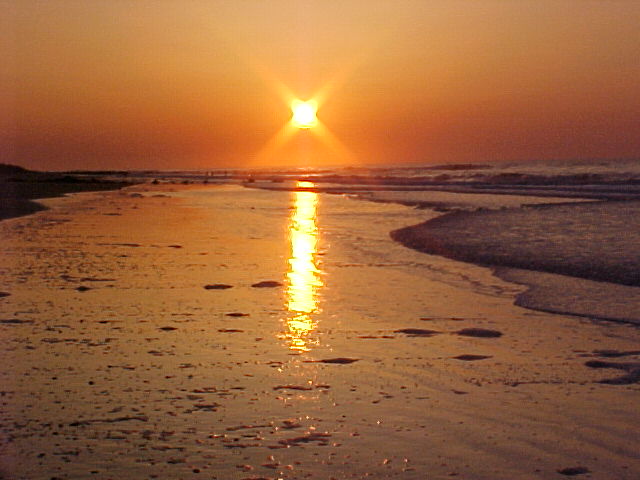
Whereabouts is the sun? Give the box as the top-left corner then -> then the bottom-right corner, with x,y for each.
291,100 -> 318,129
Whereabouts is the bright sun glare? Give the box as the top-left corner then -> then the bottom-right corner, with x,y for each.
291,100 -> 318,129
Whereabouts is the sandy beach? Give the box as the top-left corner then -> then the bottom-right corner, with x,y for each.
0,183 -> 638,479
6,0 -> 640,477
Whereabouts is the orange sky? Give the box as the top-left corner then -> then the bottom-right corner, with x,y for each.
3,1 -> 640,170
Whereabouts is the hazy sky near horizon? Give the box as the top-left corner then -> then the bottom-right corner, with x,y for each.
3,0 -> 640,170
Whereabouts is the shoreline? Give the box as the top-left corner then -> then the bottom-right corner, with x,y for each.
389,200 -> 640,287
390,199 -> 640,324
5,175 -> 638,326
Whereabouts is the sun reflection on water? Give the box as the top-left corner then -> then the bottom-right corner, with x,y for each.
284,181 -> 322,352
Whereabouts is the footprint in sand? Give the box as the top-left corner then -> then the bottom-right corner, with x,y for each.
204,284 -> 233,290
304,358 -> 359,364
455,328 -> 503,338
453,354 -> 492,361
557,466 -> 590,476
251,280 -> 282,288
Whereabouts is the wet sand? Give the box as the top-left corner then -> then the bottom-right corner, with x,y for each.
0,184 -> 639,479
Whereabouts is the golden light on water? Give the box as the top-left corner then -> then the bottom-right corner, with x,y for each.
284,181 -> 322,352
291,100 -> 318,129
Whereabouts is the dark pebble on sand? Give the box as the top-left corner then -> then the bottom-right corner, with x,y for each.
159,326 -> 178,331
394,328 -> 439,336
453,354 -> 492,361
456,328 -> 503,338
76,286 -> 91,292
251,281 -> 282,288
226,312 -> 250,317
557,466 -> 590,476
204,284 -> 233,290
